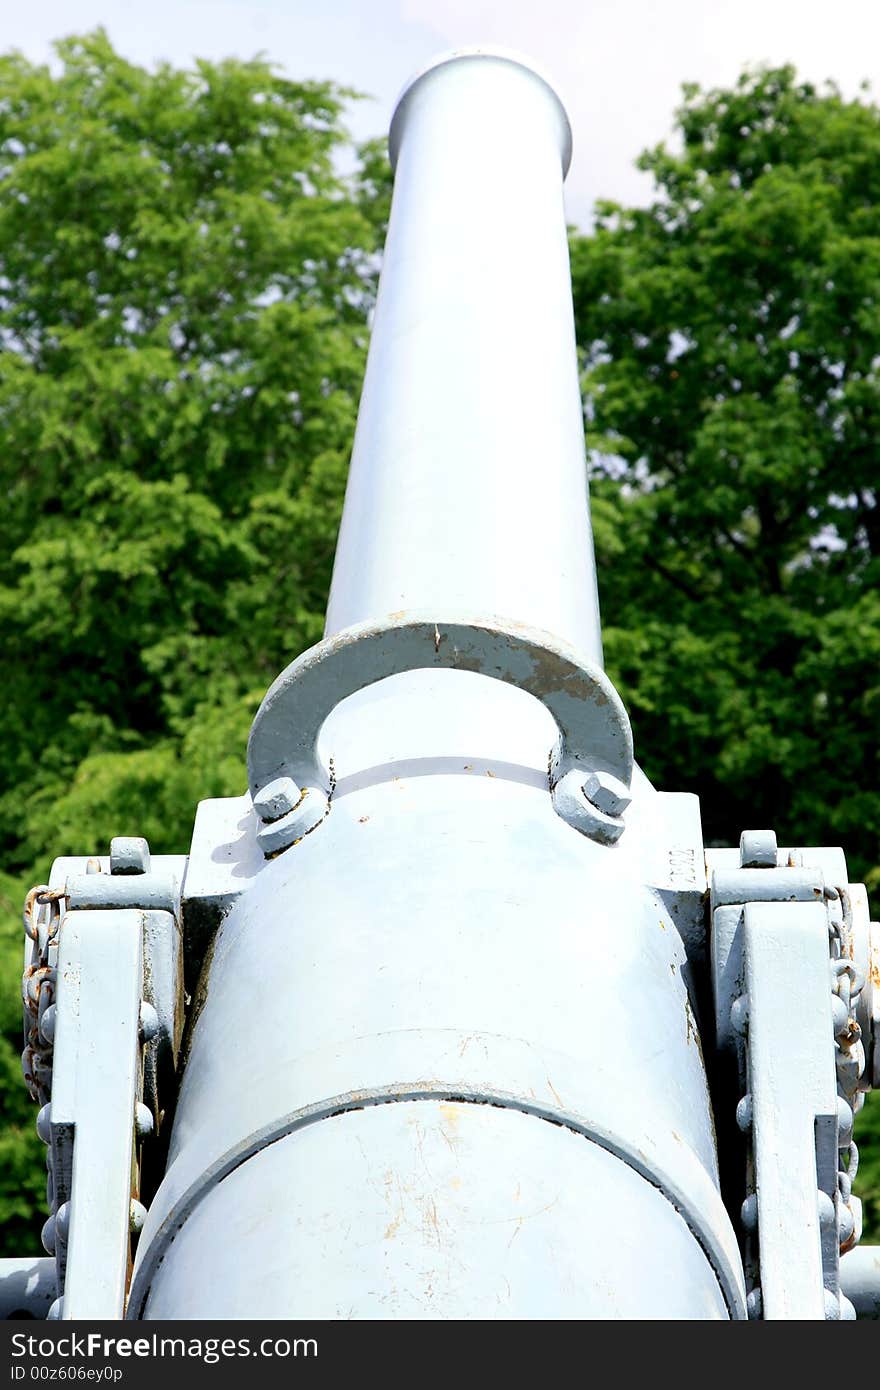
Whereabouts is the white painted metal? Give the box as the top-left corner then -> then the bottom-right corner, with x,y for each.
324,50 -> 602,666
742,900 -> 839,1320
50,910 -> 143,1319
142,1103 -> 729,1321
132,768 -> 745,1318
246,615 -> 632,837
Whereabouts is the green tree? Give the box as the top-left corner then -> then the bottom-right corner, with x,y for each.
0,30 -> 387,1251
570,65 -> 880,1238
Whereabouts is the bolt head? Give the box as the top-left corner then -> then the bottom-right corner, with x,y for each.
139,1001 -> 160,1043
824,1289 -> 844,1320
740,1193 -> 758,1232
582,770 -> 631,817
739,830 -> 777,869
134,1102 -> 154,1139
110,836 -> 151,875
253,776 -> 301,823
730,995 -> 749,1036
55,1201 -> 71,1242
41,1214 -> 56,1255
816,1191 -> 836,1228
735,1094 -> 753,1133
36,1104 -> 52,1145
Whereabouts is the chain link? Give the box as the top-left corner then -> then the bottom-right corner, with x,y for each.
20,873 -> 160,1316
21,886 -> 67,1107
827,885 -> 867,1257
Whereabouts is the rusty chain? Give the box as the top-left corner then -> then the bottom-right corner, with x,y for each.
826,885 -> 867,1259
21,886 -> 67,1107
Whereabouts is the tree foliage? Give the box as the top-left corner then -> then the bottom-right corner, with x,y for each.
0,30 -> 387,1251
570,64 -> 880,1239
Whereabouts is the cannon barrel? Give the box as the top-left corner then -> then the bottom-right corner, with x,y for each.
325,50 -> 603,662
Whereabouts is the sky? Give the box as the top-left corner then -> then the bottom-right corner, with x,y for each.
4,0 -> 880,229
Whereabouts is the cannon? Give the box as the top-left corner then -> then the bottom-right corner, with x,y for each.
4,48 -> 879,1322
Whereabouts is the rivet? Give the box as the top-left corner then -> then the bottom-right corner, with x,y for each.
139,1002 -> 159,1043
36,1104 -> 52,1144
41,1214 -> 56,1255
740,1193 -> 758,1232
134,1103 -> 154,1139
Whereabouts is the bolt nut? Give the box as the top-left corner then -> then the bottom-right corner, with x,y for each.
739,829 -> 777,868
110,837 -> 150,876
581,770 -> 631,817
253,776 -> 301,823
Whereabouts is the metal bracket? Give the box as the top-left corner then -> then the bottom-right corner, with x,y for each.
247,612 -> 633,853
17,841 -> 184,1320
43,909 -> 145,1319
709,831 -> 870,1320
739,900 -> 841,1319
54,852 -> 185,1124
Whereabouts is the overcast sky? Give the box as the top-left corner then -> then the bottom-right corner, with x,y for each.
5,0 -> 880,229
